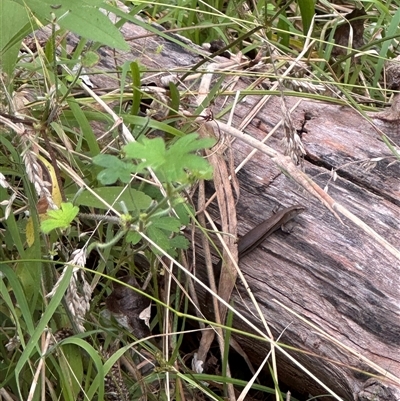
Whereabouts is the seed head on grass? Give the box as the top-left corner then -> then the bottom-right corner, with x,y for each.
47,249 -> 91,332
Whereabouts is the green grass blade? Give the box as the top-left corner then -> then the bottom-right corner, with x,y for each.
373,6 -> 400,86
67,100 -> 101,156
130,61 -> 142,116
297,0 -> 315,36
59,337 -> 105,400
277,12 -> 290,48
14,265 -> 74,399
168,81 -> 181,117
0,0 -> 31,78
122,114 -> 186,137
0,265 -> 34,338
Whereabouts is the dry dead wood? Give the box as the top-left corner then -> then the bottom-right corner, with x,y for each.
197,94 -> 400,400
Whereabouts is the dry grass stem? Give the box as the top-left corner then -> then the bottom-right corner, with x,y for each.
23,149 -> 56,209
27,330 -> 52,401
281,99 -> 306,165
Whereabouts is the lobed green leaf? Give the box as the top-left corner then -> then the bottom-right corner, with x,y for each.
74,186 -> 152,213
41,202 -> 79,234
15,0 -> 129,50
93,154 -> 135,185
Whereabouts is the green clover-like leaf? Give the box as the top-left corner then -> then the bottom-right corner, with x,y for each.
151,216 -> 181,232
93,154 -> 134,185
123,133 -> 214,183
41,203 -> 79,234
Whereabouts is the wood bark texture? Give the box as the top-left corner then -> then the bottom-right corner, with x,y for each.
198,93 -> 400,400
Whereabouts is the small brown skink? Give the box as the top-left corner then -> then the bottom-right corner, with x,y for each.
237,204 -> 306,258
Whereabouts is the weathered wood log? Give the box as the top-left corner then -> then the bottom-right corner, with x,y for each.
195,93 -> 400,400
37,12 -> 400,400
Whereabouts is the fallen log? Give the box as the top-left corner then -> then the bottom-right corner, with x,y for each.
195,93 -> 400,400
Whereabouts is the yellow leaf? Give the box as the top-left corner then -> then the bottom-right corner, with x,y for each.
37,154 -> 63,207
26,154 -> 63,247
